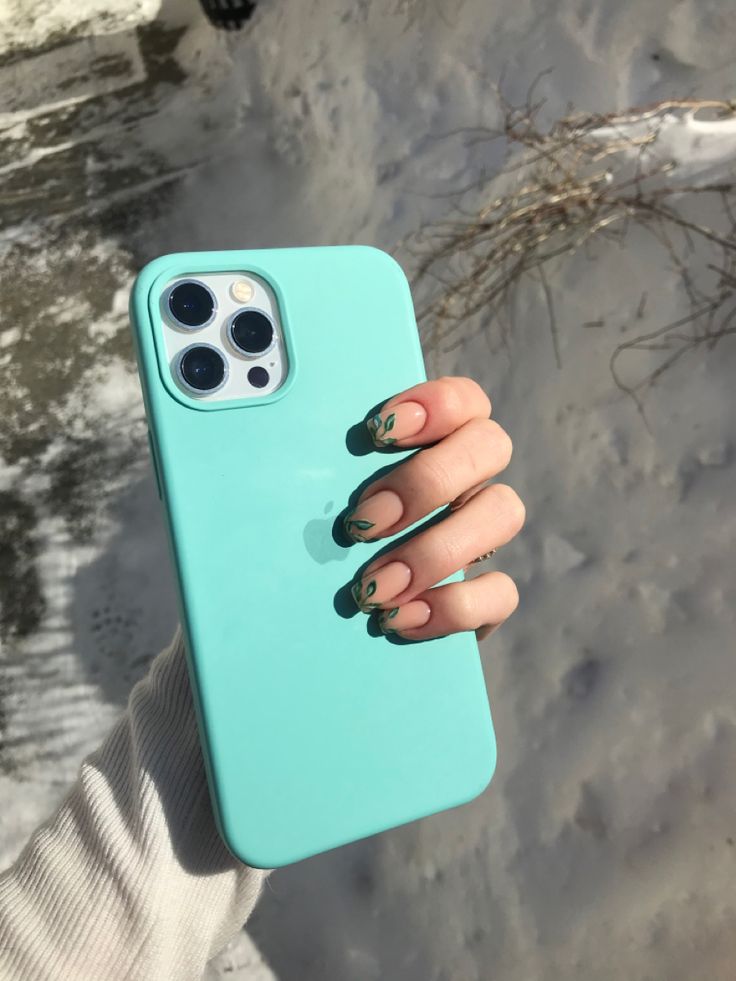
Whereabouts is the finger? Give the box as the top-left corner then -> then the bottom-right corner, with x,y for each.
450,480 -> 488,514
366,376 -> 491,449
350,483 -> 525,611
376,572 -> 519,640
344,417 -> 512,542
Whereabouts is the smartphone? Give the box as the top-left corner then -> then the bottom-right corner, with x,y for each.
129,246 -> 496,868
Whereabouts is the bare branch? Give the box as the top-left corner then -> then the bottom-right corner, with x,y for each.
406,91 -> 736,412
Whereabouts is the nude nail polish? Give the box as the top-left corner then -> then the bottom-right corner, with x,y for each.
350,560 -> 412,611
378,601 -> 432,634
344,489 -> 403,542
367,401 -> 427,447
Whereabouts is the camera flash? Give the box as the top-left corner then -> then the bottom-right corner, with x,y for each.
231,280 -> 254,303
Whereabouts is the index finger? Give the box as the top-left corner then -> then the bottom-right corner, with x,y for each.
367,376 -> 491,448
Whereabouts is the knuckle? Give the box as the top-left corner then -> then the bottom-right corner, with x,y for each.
465,418 -> 513,468
455,586 -> 481,627
491,483 -> 526,533
493,572 -> 520,617
412,452 -> 455,503
451,376 -> 492,415
428,527 -> 464,574
495,424 -> 514,465
433,377 -> 467,423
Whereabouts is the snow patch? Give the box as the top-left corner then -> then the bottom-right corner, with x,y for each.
543,534 -> 588,574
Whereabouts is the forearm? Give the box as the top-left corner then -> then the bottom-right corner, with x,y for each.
0,630 -> 266,981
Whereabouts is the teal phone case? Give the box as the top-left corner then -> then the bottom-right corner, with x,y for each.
129,246 -> 496,868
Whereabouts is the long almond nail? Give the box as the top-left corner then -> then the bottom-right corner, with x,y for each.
344,489 -> 403,542
367,401 -> 427,447
379,601 -> 431,634
351,561 -> 412,611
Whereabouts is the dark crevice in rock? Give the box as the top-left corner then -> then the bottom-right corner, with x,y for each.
0,490 -> 45,640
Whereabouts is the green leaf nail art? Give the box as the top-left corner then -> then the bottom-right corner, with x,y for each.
344,512 -> 376,542
351,577 -> 380,612
367,411 -> 399,447
379,607 -> 400,634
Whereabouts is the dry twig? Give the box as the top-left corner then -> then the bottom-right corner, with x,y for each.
406,84 -> 736,413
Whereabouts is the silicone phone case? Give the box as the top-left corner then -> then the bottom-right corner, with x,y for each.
129,246 -> 496,868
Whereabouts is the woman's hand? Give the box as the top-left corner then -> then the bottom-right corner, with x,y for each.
344,377 -> 524,641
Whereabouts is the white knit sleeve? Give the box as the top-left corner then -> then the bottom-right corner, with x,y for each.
0,629 -> 267,981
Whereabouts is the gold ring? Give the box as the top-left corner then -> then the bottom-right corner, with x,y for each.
469,548 -> 497,565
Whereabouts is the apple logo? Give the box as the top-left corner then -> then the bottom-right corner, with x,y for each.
303,500 -> 351,564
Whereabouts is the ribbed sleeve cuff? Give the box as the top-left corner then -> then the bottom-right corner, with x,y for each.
0,630 -> 266,981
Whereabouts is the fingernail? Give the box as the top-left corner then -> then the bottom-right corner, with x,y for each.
367,401 -> 427,447
350,561 -> 412,612
379,601 -> 431,634
343,490 -> 403,542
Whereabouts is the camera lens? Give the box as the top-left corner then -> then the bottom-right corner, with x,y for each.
168,280 -> 216,329
248,366 -> 270,389
229,310 -> 274,356
177,344 -> 227,394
